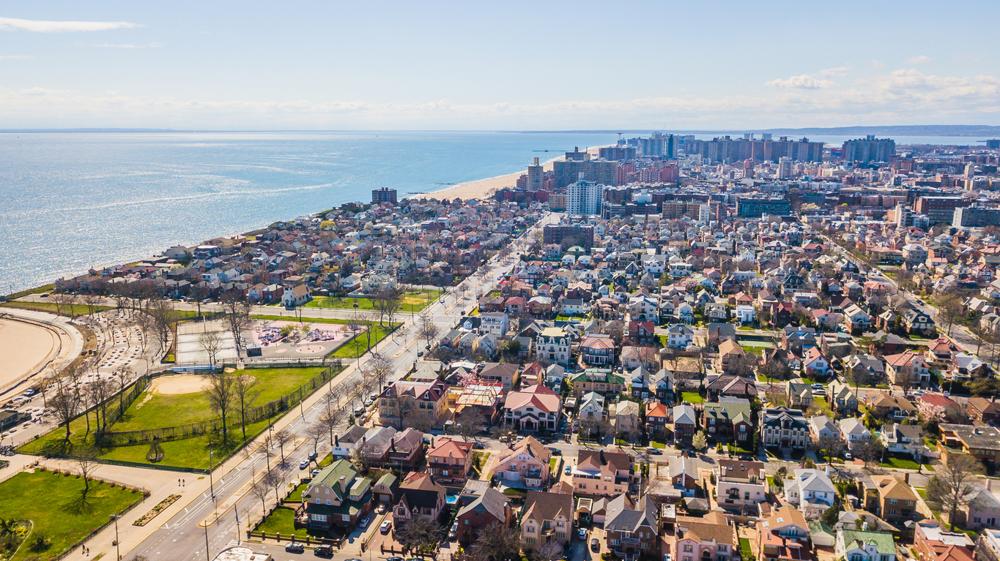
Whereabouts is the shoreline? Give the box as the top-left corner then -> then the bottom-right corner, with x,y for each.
411,145 -> 606,201
3,145 -> 606,294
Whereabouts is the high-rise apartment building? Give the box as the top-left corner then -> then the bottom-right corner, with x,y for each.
371,187 -> 398,204
954,205 -> 1000,228
914,196 -> 965,225
841,135 -> 896,163
567,180 -> 605,216
527,157 -> 544,192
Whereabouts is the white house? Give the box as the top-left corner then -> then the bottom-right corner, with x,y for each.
838,418 -> 870,452
666,324 -> 695,349
536,327 -> 571,366
282,284 -> 312,307
479,312 -> 510,338
735,305 -> 756,324
784,468 -> 837,520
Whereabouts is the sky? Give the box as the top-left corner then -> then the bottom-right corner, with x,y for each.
1,1 -> 999,130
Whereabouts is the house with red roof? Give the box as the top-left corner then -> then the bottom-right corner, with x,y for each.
918,393 -> 968,424
502,384 -> 562,433
426,437 -> 473,485
885,351 -> 931,388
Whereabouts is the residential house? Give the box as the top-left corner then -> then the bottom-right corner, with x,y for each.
484,436 -> 551,490
604,495 -> 659,559
868,394 -> 918,422
784,468 -> 836,520
666,324 -> 695,350
673,404 -> 698,447
521,490 -> 574,550
839,418 -> 871,453
573,449 -> 634,497
715,339 -> 751,375
919,393 -> 968,424
646,401 -> 670,439
454,487 -> 512,546
478,362 -> 520,391
940,424 -> 1000,472
570,368 -> 626,398
702,397 -> 754,447
672,511 -> 737,561
957,486 -> 1000,531
761,408 -> 810,452
611,400 -> 641,439
502,384 -> 562,433
827,381 -> 859,415
865,474 -> 919,524
715,459 -> 768,514
787,382 -> 813,410
302,460 -> 373,532
426,437 -> 473,486
536,327 -> 572,366
881,423 -> 927,460
378,378 -> 450,430
394,471 -> 446,528
835,530 -> 896,561
579,335 -> 616,367
705,375 -> 757,401
967,397 -> 1000,426
913,519 -> 974,561
757,505 -> 813,561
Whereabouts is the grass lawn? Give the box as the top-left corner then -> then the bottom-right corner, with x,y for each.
739,538 -> 753,561
20,366 -> 337,471
254,506 -> 310,539
810,396 -> 834,417
0,470 -> 145,561
882,455 -> 922,470
680,391 -> 704,404
112,367 -> 324,431
650,440 -> 667,449
303,289 -> 438,313
0,300 -> 113,317
329,323 -> 396,359
286,481 -> 310,503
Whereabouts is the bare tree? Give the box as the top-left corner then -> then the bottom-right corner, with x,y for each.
937,294 -> 964,337
113,366 -> 133,417
233,373 -> 260,441
262,469 -> 282,504
320,403 -> 345,446
463,523 -> 520,561
149,299 -> 175,351
306,423 -> 325,457
77,452 -> 99,499
206,369 -> 236,444
374,286 -> 403,327
199,330 -> 222,371
926,454 -> 983,531
364,351 -> 394,392
83,293 -> 104,316
85,376 -> 113,433
49,377 -> 80,442
418,312 -> 439,350
221,292 -> 252,358
273,428 -> 292,463
818,433 -> 845,464
250,479 -> 269,513
856,438 -> 885,470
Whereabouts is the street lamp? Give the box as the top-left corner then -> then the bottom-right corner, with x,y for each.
110,514 -> 121,561
203,518 -> 211,561
208,449 -> 216,500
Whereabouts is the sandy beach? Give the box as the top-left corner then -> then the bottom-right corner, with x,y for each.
0,317 -> 61,394
413,145 -> 605,201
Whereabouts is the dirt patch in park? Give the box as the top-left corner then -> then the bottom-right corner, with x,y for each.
149,374 -> 214,395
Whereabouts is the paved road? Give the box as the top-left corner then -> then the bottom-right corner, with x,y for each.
105,212 -> 558,561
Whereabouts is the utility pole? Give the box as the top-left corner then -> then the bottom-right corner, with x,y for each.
111,515 -> 121,561
209,449 -> 216,500
203,519 -> 211,561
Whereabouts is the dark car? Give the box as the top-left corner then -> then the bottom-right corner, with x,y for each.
285,542 -> 305,554
387,557 -> 405,561
314,546 -> 334,558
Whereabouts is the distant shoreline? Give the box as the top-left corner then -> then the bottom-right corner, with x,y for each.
411,145 -> 606,201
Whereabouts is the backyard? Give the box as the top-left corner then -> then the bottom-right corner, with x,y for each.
0,469 -> 145,561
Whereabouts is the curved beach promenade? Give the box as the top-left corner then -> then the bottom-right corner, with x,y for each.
0,308 -> 83,402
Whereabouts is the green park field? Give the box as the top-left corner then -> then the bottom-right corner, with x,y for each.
0,470 -> 145,561
19,366 -> 335,471
302,288 -> 438,313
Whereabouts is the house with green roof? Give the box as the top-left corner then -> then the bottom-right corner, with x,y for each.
835,529 -> 896,561
569,368 -> 625,398
302,460 -> 373,532
702,396 -> 754,447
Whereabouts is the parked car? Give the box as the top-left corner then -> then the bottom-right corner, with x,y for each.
577,528 -> 587,540
308,451 -> 318,461
590,538 -> 599,552
380,520 -> 392,534
448,522 -> 458,540
564,465 -> 572,475
387,557 -> 405,561
314,546 -> 334,558
646,447 -> 662,455
285,542 -> 305,553
299,459 -> 310,470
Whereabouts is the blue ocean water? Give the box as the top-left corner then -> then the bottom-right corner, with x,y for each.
0,131 -> 618,292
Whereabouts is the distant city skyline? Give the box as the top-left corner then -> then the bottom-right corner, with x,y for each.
2,1 -> 1000,130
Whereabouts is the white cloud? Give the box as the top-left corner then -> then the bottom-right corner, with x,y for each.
907,55 -> 932,64
94,42 -> 163,49
0,54 -> 31,60
0,16 -> 139,33
767,74 -> 833,90
2,67 -> 1000,129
